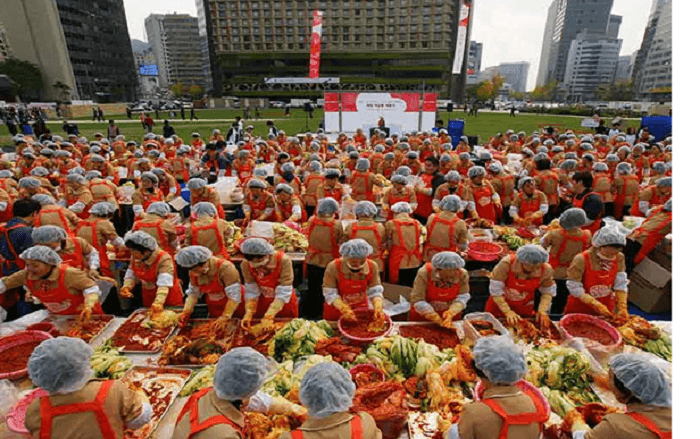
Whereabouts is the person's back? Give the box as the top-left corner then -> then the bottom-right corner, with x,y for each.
185,216 -> 230,256
133,213 -> 177,253
0,217 -> 33,276
424,211 -> 466,261
583,406 -> 671,439
279,411 -> 380,439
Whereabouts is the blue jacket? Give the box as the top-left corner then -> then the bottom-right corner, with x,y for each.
0,218 -> 33,276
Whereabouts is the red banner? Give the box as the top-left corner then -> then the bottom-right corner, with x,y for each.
423,93 -> 438,112
324,93 -> 340,112
309,10 -> 323,79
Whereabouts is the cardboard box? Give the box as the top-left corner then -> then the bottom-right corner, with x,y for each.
629,258 -> 672,314
647,236 -> 672,271
382,283 -> 412,321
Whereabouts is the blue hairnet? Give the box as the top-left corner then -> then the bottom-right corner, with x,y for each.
431,251 -> 465,269
214,348 -> 273,401
248,179 -> 267,189
32,226 -> 66,244
559,208 -> 587,230
28,337 -> 94,394
606,154 -> 620,163
439,195 -> 462,213
407,151 -> 419,160
300,362 -> 355,418
30,167 -> 49,177
473,336 -> 527,385
391,175 -> 408,185
592,162 -> 608,172
616,162 -> 632,175
651,162 -> 667,173
339,239 -> 373,258
176,246 -> 213,268
664,198 -> 671,211
440,154 -> 452,162
384,153 -> 395,160
374,145 -> 385,153
32,194 -> 56,206
609,353 -> 672,407
559,159 -> 577,171
592,226 -> 626,247
19,177 -> 41,189
395,166 -> 412,177
0,170 -> 13,178
354,201 -> 378,218
533,153 -> 548,162
241,238 -> 274,255
140,172 -> 158,185
325,169 -> 341,178
85,170 -> 102,180
564,152 -> 577,160
656,177 -> 671,188
147,202 -> 171,217
515,244 -> 549,264
316,198 -> 339,216
281,162 -> 295,173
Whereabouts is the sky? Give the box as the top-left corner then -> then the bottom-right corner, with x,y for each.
123,0 -> 655,91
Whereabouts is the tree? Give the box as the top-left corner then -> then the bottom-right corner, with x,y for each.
596,80 -> 633,102
509,90 -> 525,101
0,58 -> 44,101
531,80 -> 558,102
170,82 -> 187,98
52,81 -> 71,101
189,85 -> 204,100
475,81 -> 494,102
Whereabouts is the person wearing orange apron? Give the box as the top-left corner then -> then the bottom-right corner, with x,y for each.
176,246 -> 242,330
571,171 -> 606,234
625,199 -> 671,273
590,162 -> 615,218
120,231 -> 184,314
646,161 -> 669,187
61,174 -> 93,220
0,170 -> 19,198
275,162 -> 305,198
485,245 -> 556,330
132,172 -> 164,217
232,150 -> 255,186
303,162 -> 326,219
185,202 -> 234,259
86,171 -> 119,205
188,178 -> 227,219
377,153 -> 397,179
282,362 -> 382,439
630,177 -> 671,217
510,177 -> 548,227
432,171 -> 477,220
570,353 -> 672,439
612,163 -> 640,220
403,151 -> 424,176
152,168 -> 181,202
171,149 -> 191,183
540,208 -> 591,314
450,336 -> 550,439
564,227 -> 629,321
381,175 -> 417,220
316,169 -> 344,204
423,195 -> 468,263
469,166 -> 500,223
132,201 -> 179,257
349,159 -> 380,202
0,245 -> 102,320
24,337 -> 153,439
274,184 -> 307,224
32,194 -> 80,236
244,179 -> 276,223
486,162 -> 514,224
31,225 -> 100,276
322,239 -> 384,322
385,202 -> 424,286
533,156 -> 560,224
344,201 -> 385,273
239,238 -> 298,330
630,144 -> 650,182
76,202 -> 124,278
410,251 -> 470,326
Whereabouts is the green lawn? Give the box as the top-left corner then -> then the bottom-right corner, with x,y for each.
0,110 -> 633,146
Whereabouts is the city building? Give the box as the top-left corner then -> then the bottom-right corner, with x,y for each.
562,27 -> 622,102
132,40 -> 160,98
466,41 -> 482,85
0,0 -> 78,101
536,0 -> 614,88
632,0 -> 672,101
199,0 -> 473,100
55,0 -> 138,101
195,0 -> 216,94
614,54 -> 633,82
0,24 -> 10,62
497,62 -> 529,93
145,14 -> 209,91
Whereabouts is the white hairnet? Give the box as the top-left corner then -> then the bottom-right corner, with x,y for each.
445,171 -> 461,182
606,154 -> 620,163
124,231 -> 157,251
316,198 -> 339,216
609,353 -> 672,407
518,176 -> 535,190
407,151 -> 419,160
384,153 -> 395,160
193,202 -> 218,217
522,148 -> 534,157
325,169 -> 341,178
275,184 -> 294,195
559,208 -> 587,230
281,162 -> 295,173
85,170 -> 102,180
473,336 -> 527,385
391,202 -> 412,213
440,154 -> 451,162
0,170 -> 13,178
214,348 -> 274,401
152,168 -> 166,176
533,153 -> 548,162
147,202 -> 171,217
349,152 -> 359,159
632,144 -> 644,153
432,251 -> 465,269
356,158 -> 370,171
616,162 -> 632,175
479,152 -> 493,161
300,362 -> 355,418
394,166 -> 412,177
391,175 -> 409,185
30,167 -> 49,177
664,198 -> 671,211
339,239 -> 373,258
651,162 -> 667,173
488,162 -> 503,173
559,159 -> 577,171
552,145 -> 564,153
90,202 -> 117,216
592,162 -> 608,172
176,246 -> 213,268
248,179 -> 267,189
20,245 -> 62,265
91,155 -> 105,163
19,177 -> 41,189
468,166 -> 486,178
656,177 -> 671,188
354,201 -> 378,218
591,227 -> 626,247
439,195 -> 462,212
32,194 -> 56,206
580,142 -> 594,151
309,161 -> 323,172
187,178 -> 208,190
27,337 -> 94,394
32,225 -> 67,244
564,152 -> 577,160
374,145 -> 385,153
141,172 -> 158,185
515,244 -> 549,264
241,238 -> 274,255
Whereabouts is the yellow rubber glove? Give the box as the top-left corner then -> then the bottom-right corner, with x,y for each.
536,294 -> 553,329
262,299 -> 285,329
332,298 -> 356,322
423,310 -> 443,325
150,302 -> 164,316
213,300 -> 239,333
492,295 -> 520,327
88,268 -> 101,279
78,294 -> 99,325
615,291 -> 629,322
441,302 -> 464,328
119,285 -> 133,299
154,286 -> 169,308
270,396 -> 307,417
580,294 -> 613,319
371,296 -> 384,322
241,299 -> 258,330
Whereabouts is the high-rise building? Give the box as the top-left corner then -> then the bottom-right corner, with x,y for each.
54,0 -> 138,101
563,28 -> 622,102
201,0 -> 472,100
146,14 -> 209,92
497,62 -> 529,93
536,0 -> 614,88
466,41 -> 482,85
632,0 -> 672,101
614,55 -> 633,82
132,40 -> 159,98
0,24 -> 10,62
0,0 -> 77,101
195,0 -> 216,93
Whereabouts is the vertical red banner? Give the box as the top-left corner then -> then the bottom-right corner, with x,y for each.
309,10 -> 323,79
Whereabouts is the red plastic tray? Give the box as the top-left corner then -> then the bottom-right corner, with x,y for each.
0,330 -> 52,380
6,388 -> 49,434
560,313 -> 622,348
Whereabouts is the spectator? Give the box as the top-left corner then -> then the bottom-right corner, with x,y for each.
107,119 -> 120,142
180,106 -> 186,120
145,114 -> 154,133
190,106 -> 198,121
97,106 -> 105,122
163,119 -> 175,138
126,106 -> 132,119
62,120 -> 79,136
92,107 -> 99,121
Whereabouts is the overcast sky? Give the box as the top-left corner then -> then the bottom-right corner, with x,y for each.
124,0 -> 654,91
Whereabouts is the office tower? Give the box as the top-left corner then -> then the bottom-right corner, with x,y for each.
466,41 -> 483,85
632,0 -> 672,101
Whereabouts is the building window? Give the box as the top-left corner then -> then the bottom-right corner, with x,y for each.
288,43 -> 295,49
356,9 -> 361,16
367,9 -> 373,16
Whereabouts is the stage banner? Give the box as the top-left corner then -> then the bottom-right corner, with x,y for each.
452,3 -> 471,74
422,93 -> 438,131
324,93 -> 340,132
309,10 -> 323,79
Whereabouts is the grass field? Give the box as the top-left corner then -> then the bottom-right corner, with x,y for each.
0,109 -> 636,146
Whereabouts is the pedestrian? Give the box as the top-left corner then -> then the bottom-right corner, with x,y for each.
190,106 -> 198,121
107,119 -> 119,142
255,106 -> 261,120
4,110 -> 17,136
145,114 -> 154,133
98,106 -> 104,122
163,119 -> 175,138
284,103 -> 291,117
140,112 -> 147,132
126,106 -> 132,119
244,105 -> 251,119
180,106 -> 185,120
92,107 -> 98,121
510,106 -> 516,117
155,107 -> 159,120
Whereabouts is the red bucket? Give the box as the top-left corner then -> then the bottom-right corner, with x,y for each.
467,241 -> 503,262
0,330 -> 53,380
338,308 -> 393,345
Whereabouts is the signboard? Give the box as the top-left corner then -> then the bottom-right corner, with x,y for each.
580,118 -> 600,128
139,64 -> 158,76
452,3 -> 471,74
264,77 -> 339,84
309,10 -> 323,79
324,92 -> 437,134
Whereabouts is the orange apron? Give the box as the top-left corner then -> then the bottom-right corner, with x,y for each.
517,193 -> 543,226
349,222 -> 383,271
37,206 -> 76,237
77,219 -> 112,277
177,388 -> 246,439
245,251 -> 298,318
548,230 -> 590,270
191,259 -> 230,317
385,190 -> 412,221
27,265 -> 103,315
613,175 -> 639,219
132,250 -> 183,307
481,385 -> 549,439
424,215 -> 458,261
633,211 -> 672,264
39,381 -> 116,439
291,416 -> 363,439
409,263 -> 461,321
626,412 -> 672,439
630,187 -> 671,217
323,259 -> 372,321
133,219 -> 176,257
387,219 -> 421,284
472,184 -> 497,223
564,250 -> 617,315
351,171 -> 373,201
60,237 -> 86,270
190,219 -> 228,259
484,255 -> 541,318
414,174 -> 435,219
